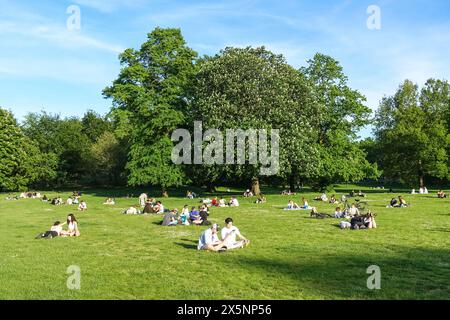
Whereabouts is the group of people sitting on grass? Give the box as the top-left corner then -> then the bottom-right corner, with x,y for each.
46,195 -> 87,211
411,187 -> 429,194
281,189 -> 296,196
20,192 -> 42,199
386,196 -> 409,208
204,196 -> 239,207
339,211 -> 377,230
35,214 -> 80,239
198,218 -> 250,252
159,205 -> 212,226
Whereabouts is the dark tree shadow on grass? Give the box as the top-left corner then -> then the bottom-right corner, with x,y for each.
175,242 -> 198,250
217,246 -> 450,299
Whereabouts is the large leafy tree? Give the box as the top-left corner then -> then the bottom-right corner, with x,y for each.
0,108 -> 56,191
21,111 -> 94,186
103,27 -> 198,192
190,46 -> 319,194
374,79 -> 449,187
301,53 -> 377,190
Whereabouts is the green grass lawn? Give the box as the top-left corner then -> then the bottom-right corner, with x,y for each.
0,185 -> 449,300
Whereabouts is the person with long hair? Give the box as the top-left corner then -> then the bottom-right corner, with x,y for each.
63,214 -> 80,237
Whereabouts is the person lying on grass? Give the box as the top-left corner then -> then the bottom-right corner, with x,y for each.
437,190 -> 447,198
286,200 -> 300,209
103,198 -> 115,205
123,205 -> 141,215
310,207 -> 333,219
220,218 -> 250,250
35,221 -> 66,239
198,224 -> 229,252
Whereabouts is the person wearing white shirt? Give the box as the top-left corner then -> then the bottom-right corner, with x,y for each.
198,224 -> 228,251
218,198 -> 227,207
229,197 -> 239,207
139,193 -> 148,207
220,218 -> 250,250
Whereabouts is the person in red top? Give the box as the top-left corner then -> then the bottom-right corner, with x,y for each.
211,197 -> 218,207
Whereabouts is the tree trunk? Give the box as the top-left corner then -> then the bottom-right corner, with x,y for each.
251,177 -> 261,196
289,174 -> 296,192
418,160 -> 424,188
206,182 -> 216,193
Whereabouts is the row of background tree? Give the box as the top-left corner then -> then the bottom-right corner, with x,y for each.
1,27 -> 449,193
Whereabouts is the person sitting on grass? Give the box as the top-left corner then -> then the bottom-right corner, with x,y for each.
199,209 -> 211,226
229,196 -> 239,207
437,190 -> 447,198
347,203 -> 359,218
64,214 -> 80,237
139,193 -> 148,207
123,206 -> 141,215
78,200 -> 87,211
218,197 -> 227,207
35,221 -> 66,239
243,189 -> 253,197
334,207 -> 344,218
286,200 -> 300,210
329,195 -> 338,204
152,201 -> 164,214
103,198 -> 115,205
358,190 -> 366,197
256,194 -> 267,204
211,197 -> 219,207
300,197 -> 311,209
350,212 -> 377,230
398,196 -> 408,207
221,218 -> 250,250
189,206 -> 203,225
66,197 -> 73,205
161,209 -> 179,226
143,200 -> 154,214
198,224 -> 228,252
41,195 -> 49,202
179,206 -> 190,225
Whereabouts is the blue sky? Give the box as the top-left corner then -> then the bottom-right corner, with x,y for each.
1,0 -> 450,138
